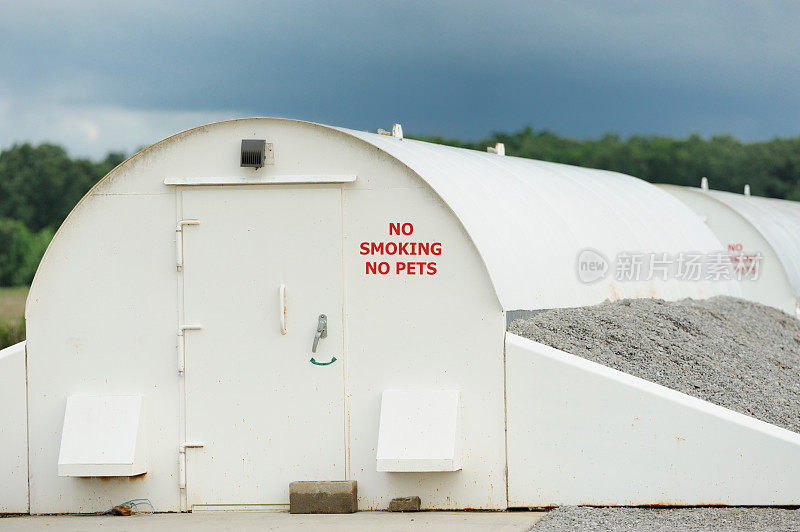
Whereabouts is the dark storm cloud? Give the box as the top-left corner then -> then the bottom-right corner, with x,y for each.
0,0 -> 798,155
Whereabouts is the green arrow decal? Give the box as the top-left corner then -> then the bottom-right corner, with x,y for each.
310,356 -> 337,366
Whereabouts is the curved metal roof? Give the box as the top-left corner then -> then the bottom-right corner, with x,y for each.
703,189 -> 800,299
34,117 -> 737,313
338,127 -> 739,310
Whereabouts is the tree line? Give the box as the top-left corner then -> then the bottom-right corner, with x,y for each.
1,129 -> 799,287
413,129 -> 800,201
0,144 -> 125,285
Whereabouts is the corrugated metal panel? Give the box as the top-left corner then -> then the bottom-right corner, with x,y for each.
704,189 -> 800,298
337,128 -> 739,310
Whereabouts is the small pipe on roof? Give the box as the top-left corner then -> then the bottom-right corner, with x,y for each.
744,184 -> 751,196
392,124 -> 403,140
487,143 -> 505,156
701,177 -> 709,191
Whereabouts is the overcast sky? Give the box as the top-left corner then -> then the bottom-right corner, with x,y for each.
1,1 -> 798,158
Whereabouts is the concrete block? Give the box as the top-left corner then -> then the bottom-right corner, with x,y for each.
289,481 -> 357,514
389,496 -> 421,512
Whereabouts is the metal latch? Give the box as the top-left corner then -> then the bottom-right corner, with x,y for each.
312,314 -> 327,353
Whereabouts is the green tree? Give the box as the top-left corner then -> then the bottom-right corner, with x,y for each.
0,144 -> 123,287
0,218 -> 52,286
0,143 -> 124,233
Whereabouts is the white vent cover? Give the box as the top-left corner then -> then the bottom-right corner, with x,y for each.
58,395 -> 147,477
376,390 -> 462,472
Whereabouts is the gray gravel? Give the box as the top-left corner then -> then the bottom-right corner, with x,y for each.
508,296 -> 800,433
532,506 -> 800,531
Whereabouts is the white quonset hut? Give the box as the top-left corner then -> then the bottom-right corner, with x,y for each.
6,118 -> 800,514
660,184 -> 800,318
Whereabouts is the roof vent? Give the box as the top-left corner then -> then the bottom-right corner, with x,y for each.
241,139 -> 266,168
487,143 -> 505,156
700,177 -> 709,190
744,184 -> 751,196
392,123 -> 403,140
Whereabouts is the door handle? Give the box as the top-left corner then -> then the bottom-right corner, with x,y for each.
279,284 -> 287,335
312,314 -> 327,353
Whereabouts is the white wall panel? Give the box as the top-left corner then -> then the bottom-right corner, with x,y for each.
26,194 -> 179,513
0,342 -> 28,513
506,333 -> 800,506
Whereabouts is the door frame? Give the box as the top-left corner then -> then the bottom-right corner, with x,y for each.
172,184 -> 349,510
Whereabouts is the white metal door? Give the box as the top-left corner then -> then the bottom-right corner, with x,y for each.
181,186 -> 344,508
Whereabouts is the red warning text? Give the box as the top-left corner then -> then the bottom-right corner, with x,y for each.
362,222 -> 442,276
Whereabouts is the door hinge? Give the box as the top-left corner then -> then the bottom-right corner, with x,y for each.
177,324 -> 202,374
179,441 -> 205,490
176,219 -> 200,271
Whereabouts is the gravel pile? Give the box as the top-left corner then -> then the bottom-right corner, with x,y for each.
508,296 -> 800,433
533,506 -> 800,532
